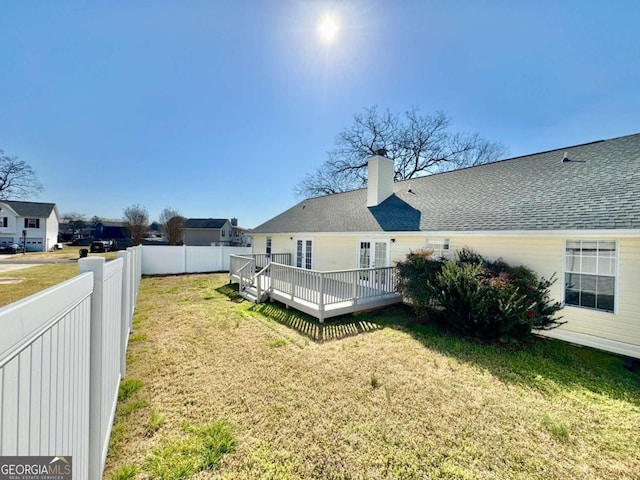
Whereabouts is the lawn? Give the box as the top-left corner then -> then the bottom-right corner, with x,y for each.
0,250 -> 118,307
8,244 -> 119,261
104,273 -> 640,480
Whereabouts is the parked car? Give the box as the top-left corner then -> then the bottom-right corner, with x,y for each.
90,240 -> 113,253
0,242 -> 24,254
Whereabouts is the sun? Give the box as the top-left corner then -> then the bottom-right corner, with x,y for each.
318,15 -> 339,44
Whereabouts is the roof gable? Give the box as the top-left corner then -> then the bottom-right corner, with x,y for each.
252,132 -> 640,234
1,201 -> 56,218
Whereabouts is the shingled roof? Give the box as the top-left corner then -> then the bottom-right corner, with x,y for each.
1,201 -> 57,218
253,132 -> 640,234
183,218 -> 229,229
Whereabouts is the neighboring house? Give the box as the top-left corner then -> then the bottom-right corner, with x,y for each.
182,218 -> 234,246
230,218 -> 251,247
0,200 -> 60,252
182,218 -> 249,246
251,132 -> 640,359
92,221 -> 133,249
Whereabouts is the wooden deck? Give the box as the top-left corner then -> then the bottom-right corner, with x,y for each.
229,255 -> 402,322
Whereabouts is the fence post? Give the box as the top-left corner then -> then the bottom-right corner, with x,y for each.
79,256 -> 117,480
179,244 -> 184,274
117,250 -> 131,377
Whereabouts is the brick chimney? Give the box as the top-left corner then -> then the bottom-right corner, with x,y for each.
366,153 -> 394,207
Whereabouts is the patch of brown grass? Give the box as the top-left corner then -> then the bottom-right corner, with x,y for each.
0,263 -> 79,307
104,274 -> 640,480
0,255 -> 118,307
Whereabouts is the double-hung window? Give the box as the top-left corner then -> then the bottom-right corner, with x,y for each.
266,236 -> 272,258
426,239 -> 452,260
25,218 -> 40,228
565,240 -> 616,312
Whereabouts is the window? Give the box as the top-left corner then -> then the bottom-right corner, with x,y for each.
565,240 -> 616,312
426,239 -> 451,260
221,229 -> 225,238
1,217 -> 7,228
24,218 -> 40,228
266,237 -> 272,257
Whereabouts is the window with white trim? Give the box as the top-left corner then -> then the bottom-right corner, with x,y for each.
1,217 -> 7,228
426,239 -> 452,260
24,218 -> 40,228
266,236 -> 272,257
565,240 -> 616,312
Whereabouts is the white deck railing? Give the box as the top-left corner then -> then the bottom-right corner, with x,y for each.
229,254 -> 401,321
268,262 -> 400,308
250,253 -> 292,269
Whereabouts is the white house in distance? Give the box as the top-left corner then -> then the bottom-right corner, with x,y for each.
0,200 -> 60,252
250,132 -> 640,359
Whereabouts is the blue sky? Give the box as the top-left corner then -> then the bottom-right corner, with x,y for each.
1,1 -> 638,228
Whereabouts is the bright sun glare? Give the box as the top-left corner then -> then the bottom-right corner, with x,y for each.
319,15 -> 338,43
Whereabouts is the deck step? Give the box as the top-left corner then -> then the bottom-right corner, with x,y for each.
239,285 -> 262,303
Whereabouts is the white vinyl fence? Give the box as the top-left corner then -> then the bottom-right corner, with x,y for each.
0,246 -> 142,480
141,245 -> 251,275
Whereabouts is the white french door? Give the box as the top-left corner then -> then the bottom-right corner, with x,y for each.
296,239 -> 313,269
358,239 -> 389,283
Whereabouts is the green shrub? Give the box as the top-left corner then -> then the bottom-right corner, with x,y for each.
395,249 -> 444,320
397,247 -> 563,343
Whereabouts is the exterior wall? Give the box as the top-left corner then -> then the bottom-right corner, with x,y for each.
253,234 -> 291,259
310,235 -> 358,270
184,222 -> 234,246
0,206 -> 19,239
251,231 -> 640,357
390,236 -> 430,263
220,222 -> 233,243
183,229 -> 222,246
45,208 -> 59,250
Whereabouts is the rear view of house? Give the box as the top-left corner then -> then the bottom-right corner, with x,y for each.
250,133 -> 640,359
0,200 -> 60,251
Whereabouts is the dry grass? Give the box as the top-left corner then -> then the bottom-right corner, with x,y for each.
0,252 -> 117,307
104,273 -> 640,480
13,245 -> 118,261
0,263 -> 79,307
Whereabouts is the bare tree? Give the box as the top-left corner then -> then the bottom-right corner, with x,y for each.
61,211 -> 87,233
0,150 -> 43,200
123,204 -> 149,245
294,106 -> 508,197
158,207 -> 185,245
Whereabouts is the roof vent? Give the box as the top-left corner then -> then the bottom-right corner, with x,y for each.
562,151 -> 570,163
